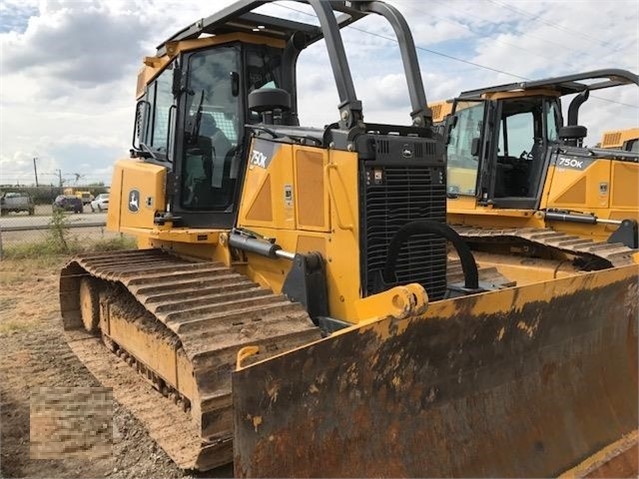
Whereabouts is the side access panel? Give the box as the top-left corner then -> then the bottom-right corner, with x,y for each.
233,265 -> 638,478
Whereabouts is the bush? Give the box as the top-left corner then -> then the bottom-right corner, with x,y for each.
48,208 -> 70,253
2,211 -> 136,260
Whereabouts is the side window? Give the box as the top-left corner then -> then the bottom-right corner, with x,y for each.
136,62 -> 174,157
500,112 -> 534,157
546,100 -> 561,142
150,67 -> 173,151
245,46 -> 285,124
447,101 -> 485,196
134,91 -> 150,147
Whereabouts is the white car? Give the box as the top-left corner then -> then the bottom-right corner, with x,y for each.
90,193 -> 109,212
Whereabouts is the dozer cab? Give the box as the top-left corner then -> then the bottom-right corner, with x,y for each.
58,1 -> 638,476
441,70 -> 639,263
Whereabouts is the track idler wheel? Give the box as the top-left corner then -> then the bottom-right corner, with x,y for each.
79,278 -> 100,333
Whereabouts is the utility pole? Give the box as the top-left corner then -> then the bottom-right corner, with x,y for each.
33,157 -> 39,187
55,169 -> 63,187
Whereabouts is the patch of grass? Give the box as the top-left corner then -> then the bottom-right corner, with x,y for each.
2,234 -> 136,260
0,256 -> 66,272
3,240 -> 68,260
89,235 -> 137,252
0,320 -> 35,335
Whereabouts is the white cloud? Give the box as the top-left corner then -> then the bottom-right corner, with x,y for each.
0,0 -> 637,186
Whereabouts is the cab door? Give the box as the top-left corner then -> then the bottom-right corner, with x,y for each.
446,99 -> 491,200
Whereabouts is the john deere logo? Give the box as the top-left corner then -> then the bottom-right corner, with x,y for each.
128,189 -> 140,213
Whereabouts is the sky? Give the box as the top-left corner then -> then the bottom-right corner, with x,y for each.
0,0 -> 637,187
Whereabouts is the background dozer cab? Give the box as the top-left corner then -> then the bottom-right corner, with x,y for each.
438,70 -> 639,266
58,1 -> 638,476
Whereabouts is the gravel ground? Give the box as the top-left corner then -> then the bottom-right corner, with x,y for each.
0,256 -> 227,479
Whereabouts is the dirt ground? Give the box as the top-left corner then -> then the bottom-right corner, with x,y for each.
0,256 -> 224,479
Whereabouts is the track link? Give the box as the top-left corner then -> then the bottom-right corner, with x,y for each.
59,249 -> 322,470
453,225 -> 636,269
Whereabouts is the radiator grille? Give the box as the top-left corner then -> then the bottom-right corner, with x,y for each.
362,165 -> 447,301
602,132 -> 621,148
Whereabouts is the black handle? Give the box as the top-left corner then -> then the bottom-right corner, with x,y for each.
383,220 -> 479,290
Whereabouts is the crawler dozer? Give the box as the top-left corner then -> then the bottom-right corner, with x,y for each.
435,70 -> 639,262
59,1 -> 638,476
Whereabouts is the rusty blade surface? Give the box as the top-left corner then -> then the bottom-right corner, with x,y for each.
233,264 -> 639,478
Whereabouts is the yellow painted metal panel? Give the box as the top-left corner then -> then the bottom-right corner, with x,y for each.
611,162 -> 639,209
238,140 -> 296,231
108,159 -> 166,231
546,159 -> 611,210
293,146 -> 330,232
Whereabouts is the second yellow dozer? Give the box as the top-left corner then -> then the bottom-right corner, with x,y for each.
432,70 -> 639,267
59,1 -> 638,476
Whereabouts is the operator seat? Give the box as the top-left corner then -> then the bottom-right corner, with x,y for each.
200,114 -> 233,189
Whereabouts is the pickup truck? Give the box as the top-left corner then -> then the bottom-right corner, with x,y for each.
0,192 -> 35,215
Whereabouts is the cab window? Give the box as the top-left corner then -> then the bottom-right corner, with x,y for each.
246,46 -> 285,124
150,66 -> 173,151
135,62 -> 174,159
546,100 -> 561,142
494,98 -> 544,198
180,47 -> 240,211
447,101 -> 485,196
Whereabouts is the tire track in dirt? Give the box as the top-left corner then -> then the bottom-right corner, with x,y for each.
0,258 -> 206,479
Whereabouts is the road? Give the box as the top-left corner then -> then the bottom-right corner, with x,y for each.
0,210 -> 107,230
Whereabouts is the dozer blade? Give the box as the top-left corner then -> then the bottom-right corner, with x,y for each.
233,264 -> 638,478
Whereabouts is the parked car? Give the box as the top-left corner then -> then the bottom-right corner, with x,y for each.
0,192 -> 35,216
90,193 -> 109,212
53,195 -> 83,213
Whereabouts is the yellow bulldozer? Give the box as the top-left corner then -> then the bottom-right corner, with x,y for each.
59,1 -> 638,477
434,70 -> 639,260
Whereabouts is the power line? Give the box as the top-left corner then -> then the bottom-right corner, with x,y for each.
406,1 -> 581,62
399,3 -> 562,65
484,0 -> 620,52
274,3 -> 638,109
427,0 -> 595,57
354,24 -> 531,78
275,3 -> 528,78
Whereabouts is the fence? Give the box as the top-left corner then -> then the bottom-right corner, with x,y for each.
0,204 -> 134,260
